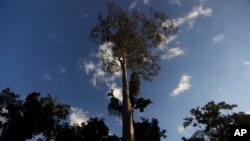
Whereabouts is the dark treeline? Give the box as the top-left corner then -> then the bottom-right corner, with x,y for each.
0,87 -> 165,141
2,87 -> 250,141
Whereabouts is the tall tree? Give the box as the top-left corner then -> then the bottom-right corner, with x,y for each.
89,2 -> 177,141
182,101 -> 250,141
107,73 -> 166,141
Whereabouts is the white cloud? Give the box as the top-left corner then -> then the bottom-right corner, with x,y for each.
42,72 -> 53,81
161,47 -> 184,60
170,74 -> 191,97
178,126 -> 185,133
245,111 -> 250,115
95,112 -> 104,118
143,0 -> 151,4
83,61 -> 96,75
243,61 -> 250,66
177,125 -> 192,137
244,61 -> 250,66
59,65 -> 67,74
173,5 -> 212,28
115,117 -> 122,126
170,0 -> 182,6
129,0 -> 139,9
81,42 -> 122,100
158,34 -> 177,49
212,33 -> 225,44
110,83 -> 123,101
48,32 -> 63,43
129,0 -> 150,9
243,61 -> 250,75
70,107 -> 89,126
82,13 -> 88,18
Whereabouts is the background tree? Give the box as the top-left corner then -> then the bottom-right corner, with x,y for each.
55,117 -> 120,141
134,118 -> 166,141
0,88 -> 70,141
182,101 -> 250,141
89,2 -> 177,140
0,88 -> 121,141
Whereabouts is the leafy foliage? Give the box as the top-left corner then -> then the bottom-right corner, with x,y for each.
0,88 -> 167,141
107,73 -> 152,116
134,118 -> 166,141
89,1 -> 177,80
182,101 -> 250,141
55,117 -> 120,141
107,73 -> 167,140
0,88 -> 70,141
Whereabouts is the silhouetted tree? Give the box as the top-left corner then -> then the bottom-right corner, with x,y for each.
0,88 -> 70,141
55,123 -> 82,141
182,101 -> 250,141
55,117 -> 120,141
134,118 -> 166,141
89,2 -> 177,140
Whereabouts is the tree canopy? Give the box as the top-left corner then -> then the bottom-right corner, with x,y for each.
55,117 -> 120,141
0,88 -> 167,141
0,88 -> 70,141
89,2 -> 177,80
182,101 -> 250,141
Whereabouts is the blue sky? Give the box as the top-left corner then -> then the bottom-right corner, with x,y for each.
1,0 -> 250,140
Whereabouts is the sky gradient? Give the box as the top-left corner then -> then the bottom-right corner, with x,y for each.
1,0 -> 250,140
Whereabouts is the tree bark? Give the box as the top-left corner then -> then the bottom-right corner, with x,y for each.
121,56 -> 135,141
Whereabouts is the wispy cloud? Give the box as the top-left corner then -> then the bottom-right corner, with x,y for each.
154,33 -> 184,60
95,112 -> 104,118
129,0 -> 151,9
212,33 -> 225,44
42,72 -> 53,81
161,47 -> 184,60
143,0 -> 151,5
170,0 -> 182,6
170,74 -> 191,97
82,13 -> 88,18
159,2 -> 212,59
59,65 -> 67,74
173,5 -> 212,28
244,61 -> 250,66
80,60 -> 95,75
177,125 -> 192,137
115,117 -> 122,126
178,125 -> 185,133
70,107 -> 89,126
129,0 -> 139,9
243,61 -> 250,76
82,60 -> 122,100
49,32 -> 63,43
80,42 -> 122,100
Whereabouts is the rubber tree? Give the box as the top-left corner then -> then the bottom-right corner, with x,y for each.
89,2 -> 177,141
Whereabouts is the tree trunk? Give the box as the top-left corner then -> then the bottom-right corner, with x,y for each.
121,56 -> 135,141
